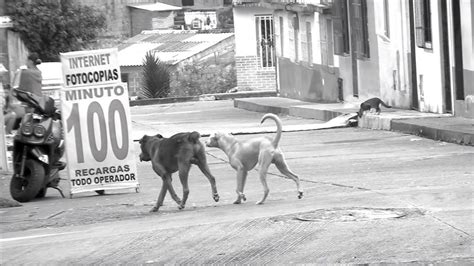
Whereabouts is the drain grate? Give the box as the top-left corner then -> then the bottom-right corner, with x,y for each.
286,208 -> 423,223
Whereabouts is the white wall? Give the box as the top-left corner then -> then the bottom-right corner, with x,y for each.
233,7 -> 273,56
414,1 -> 444,113
374,0 -> 412,108
460,0 -> 473,72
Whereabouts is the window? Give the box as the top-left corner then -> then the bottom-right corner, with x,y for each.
383,0 -> 390,38
182,0 -> 194,7
351,0 -> 370,59
333,0 -> 350,55
293,15 -> 299,62
255,15 -> 275,68
306,22 -> 313,63
279,16 -> 284,57
121,73 -> 129,83
415,0 -> 432,49
333,0 -> 369,58
320,18 -> 334,66
192,18 -> 201,29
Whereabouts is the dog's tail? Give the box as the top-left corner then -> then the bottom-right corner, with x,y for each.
261,113 -> 282,148
380,100 -> 392,108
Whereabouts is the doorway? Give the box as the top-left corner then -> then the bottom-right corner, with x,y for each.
452,0 -> 464,102
441,1 -> 452,113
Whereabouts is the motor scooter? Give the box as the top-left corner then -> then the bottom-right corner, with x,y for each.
9,89 -> 66,202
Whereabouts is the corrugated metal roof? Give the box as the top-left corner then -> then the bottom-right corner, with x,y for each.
128,3 -> 182,11
118,30 -> 234,66
118,43 -> 162,66
141,32 -> 195,43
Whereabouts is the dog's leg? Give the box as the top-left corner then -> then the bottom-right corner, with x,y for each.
150,180 -> 168,212
234,168 -> 247,204
274,153 -> 304,199
376,107 -> 381,115
195,154 -> 219,202
177,162 -> 191,210
256,151 -> 272,205
150,164 -> 176,212
163,174 -> 182,206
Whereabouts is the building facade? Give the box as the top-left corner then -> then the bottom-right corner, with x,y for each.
233,0 -> 474,118
118,30 -> 235,96
233,4 -> 277,91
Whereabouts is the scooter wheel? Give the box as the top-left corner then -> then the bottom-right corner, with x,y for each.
10,159 -> 45,203
36,188 -> 47,198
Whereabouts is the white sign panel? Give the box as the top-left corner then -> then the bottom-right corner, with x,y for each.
60,48 -> 138,195
0,16 -> 12,28
61,48 -> 120,88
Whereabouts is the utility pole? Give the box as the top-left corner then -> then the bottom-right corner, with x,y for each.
0,77 -> 8,173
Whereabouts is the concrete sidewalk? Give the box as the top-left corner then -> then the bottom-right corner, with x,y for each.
234,97 -> 474,146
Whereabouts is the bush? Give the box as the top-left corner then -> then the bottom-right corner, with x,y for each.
8,0 -> 106,61
139,51 -> 171,99
171,63 -> 236,97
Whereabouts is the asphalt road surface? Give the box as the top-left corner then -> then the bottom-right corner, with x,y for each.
1,100 -> 473,264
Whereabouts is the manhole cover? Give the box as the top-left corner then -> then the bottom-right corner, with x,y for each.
293,208 -> 419,222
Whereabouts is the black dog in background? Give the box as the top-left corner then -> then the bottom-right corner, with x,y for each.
357,97 -> 392,118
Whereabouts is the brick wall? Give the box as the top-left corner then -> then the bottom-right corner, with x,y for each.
235,56 -> 276,91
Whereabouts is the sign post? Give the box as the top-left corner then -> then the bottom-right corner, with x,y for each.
60,48 -> 138,196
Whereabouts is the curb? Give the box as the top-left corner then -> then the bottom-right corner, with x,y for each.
391,119 -> 474,146
234,100 -> 290,115
130,91 -> 277,107
234,98 -> 355,122
232,98 -> 474,146
289,106 -> 348,121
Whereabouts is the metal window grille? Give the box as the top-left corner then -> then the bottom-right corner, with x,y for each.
255,15 -> 275,68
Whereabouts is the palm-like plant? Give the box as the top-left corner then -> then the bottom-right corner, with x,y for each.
140,51 -> 170,99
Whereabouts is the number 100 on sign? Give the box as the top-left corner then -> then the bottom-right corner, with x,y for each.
62,84 -> 132,166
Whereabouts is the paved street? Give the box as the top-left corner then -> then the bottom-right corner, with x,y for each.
1,100 -> 473,264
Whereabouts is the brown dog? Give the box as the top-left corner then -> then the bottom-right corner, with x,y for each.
138,132 -> 219,212
205,113 -> 303,205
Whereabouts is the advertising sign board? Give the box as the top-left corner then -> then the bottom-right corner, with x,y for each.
60,48 -> 138,195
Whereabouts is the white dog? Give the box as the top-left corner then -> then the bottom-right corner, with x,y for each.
206,113 -> 303,204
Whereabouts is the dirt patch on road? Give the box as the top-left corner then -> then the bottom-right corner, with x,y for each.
0,197 -> 21,208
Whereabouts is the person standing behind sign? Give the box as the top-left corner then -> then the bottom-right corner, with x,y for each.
15,53 -> 43,97
3,84 -> 25,135
8,52 -> 43,132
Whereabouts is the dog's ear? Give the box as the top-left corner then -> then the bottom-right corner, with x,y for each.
155,134 -> 164,139
188,131 -> 200,143
141,135 -> 151,144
